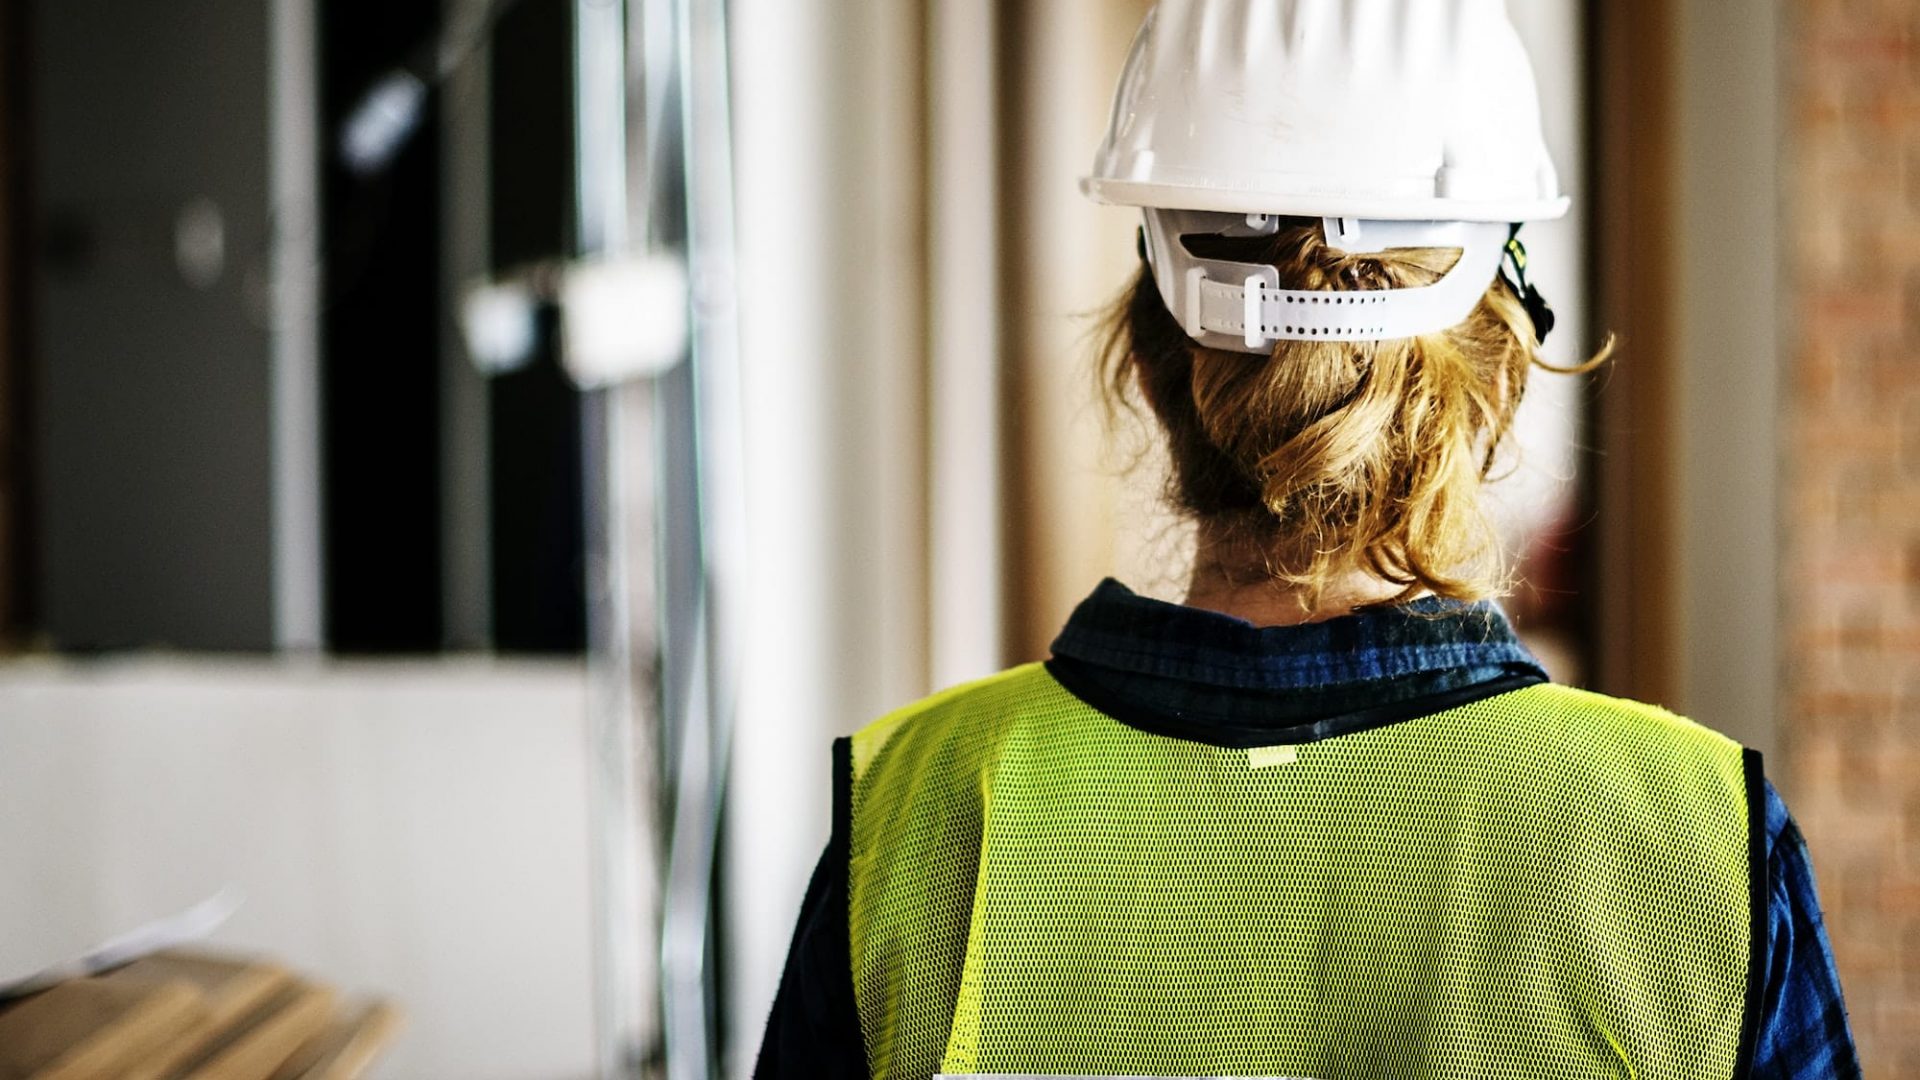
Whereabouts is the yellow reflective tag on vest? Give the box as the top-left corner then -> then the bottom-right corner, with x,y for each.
850,665 -> 1756,1080
1247,744 -> 1298,768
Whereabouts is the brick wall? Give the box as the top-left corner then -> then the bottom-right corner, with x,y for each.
1786,0 -> 1920,1068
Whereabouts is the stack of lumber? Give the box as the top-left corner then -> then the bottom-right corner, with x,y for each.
0,952 -> 400,1080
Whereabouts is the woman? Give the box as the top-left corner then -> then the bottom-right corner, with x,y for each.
757,2 -> 1858,1077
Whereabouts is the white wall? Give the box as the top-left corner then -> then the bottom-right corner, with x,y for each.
1488,1 -> 1592,599
0,660 -> 596,1080
1674,0 -> 1782,758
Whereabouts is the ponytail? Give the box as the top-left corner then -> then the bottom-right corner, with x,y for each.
1099,219 -> 1606,607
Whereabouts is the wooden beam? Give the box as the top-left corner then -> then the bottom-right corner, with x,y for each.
1590,0 -> 1682,708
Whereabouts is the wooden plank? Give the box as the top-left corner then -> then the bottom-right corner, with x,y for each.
168,982 -> 336,1080
267,1002 -> 404,1080
108,952 -> 294,1080
0,977 -> 207,1080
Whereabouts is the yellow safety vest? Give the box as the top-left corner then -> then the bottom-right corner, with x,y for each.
845,664 -> 1762,1080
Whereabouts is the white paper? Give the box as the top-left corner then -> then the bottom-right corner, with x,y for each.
0,888 -> 243,1000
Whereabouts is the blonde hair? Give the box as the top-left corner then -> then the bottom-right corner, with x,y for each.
1100,220 -> 1606,608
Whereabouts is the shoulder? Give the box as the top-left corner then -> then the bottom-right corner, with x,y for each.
850,663 -> 1062,784
1506,682 -> 1745,757
1488,685 -> 1757,834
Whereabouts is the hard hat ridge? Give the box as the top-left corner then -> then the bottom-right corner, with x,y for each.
1085,0 -> 1567,222
1086,0 -> 1567,350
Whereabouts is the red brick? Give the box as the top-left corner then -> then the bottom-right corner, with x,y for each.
1770,0 -> 1915,1057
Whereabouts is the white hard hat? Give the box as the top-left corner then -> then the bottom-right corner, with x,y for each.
1086,0 -> 1567,352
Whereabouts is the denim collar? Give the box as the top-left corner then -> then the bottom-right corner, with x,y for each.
1045,579 -> 1548,745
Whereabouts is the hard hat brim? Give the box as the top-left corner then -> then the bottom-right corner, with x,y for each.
1081,177 -> 1571,224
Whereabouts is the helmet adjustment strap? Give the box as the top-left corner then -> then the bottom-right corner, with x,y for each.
1139,209 -> 1509,353
1501,223 -> 1556,345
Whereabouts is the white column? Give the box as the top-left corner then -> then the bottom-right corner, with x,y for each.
1674,0 -> 1782,756
268,0 -> 324,653
723,0 -> 928,1070
927,0 -> 1004,688
440,3 -> 492,650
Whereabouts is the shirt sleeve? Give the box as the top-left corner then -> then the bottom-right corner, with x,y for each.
753,739 -> 868,1079
1749,780 -> 1863,1080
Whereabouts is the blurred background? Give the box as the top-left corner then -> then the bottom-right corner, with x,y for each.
0,0 -> 1911,1075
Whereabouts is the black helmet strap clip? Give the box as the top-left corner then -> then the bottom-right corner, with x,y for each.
1501,223 -> 1556,345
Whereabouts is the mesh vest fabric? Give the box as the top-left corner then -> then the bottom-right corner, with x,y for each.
846,664 -> 1760,1080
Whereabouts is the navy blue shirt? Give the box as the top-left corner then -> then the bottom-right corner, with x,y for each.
756,579 -> 1861,1079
